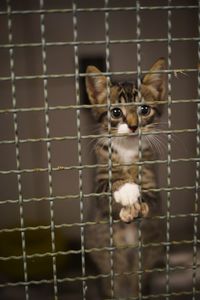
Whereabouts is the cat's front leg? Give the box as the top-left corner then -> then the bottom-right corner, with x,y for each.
113,182 -> 149,223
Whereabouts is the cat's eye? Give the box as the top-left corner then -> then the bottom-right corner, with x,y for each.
138,105 -> 151,116
111,107 -> 123,119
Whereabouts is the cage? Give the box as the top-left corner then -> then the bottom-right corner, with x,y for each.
0,0 -> 199,299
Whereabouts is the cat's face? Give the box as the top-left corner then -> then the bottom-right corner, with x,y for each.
85,58 -> 166,139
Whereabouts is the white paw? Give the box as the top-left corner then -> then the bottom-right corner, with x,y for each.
113,183 -> 140,206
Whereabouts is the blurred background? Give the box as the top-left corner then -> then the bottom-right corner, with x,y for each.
0,0 -> 199,299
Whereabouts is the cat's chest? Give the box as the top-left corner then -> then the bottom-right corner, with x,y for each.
114,144 -> 138,165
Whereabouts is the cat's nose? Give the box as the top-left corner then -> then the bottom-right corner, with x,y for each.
128,125 -> 138,132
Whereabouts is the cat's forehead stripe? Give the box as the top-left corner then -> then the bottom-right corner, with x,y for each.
117,82 -> 136,103
118,89 -> 126,103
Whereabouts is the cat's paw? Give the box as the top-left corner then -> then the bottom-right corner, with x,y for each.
113,183 -> 140,206
119,202 -> 149,223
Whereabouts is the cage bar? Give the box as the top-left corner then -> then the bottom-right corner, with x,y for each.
72,1 -> 87,299
6,0 -> 29,299
39,0 -> 58,298
104,0 -> 115,297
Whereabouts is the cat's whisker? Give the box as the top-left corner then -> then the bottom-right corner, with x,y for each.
143,136 -> 156,156
146,134 -> 167,158
94,137 -> 109,153
148,136 -> 163,158
86,129 -> 102,149
153,135 -> 167,158
152,130 -> 184,152
144,134 -> 165,159
154,133 -> 167,146
87,138 -> 99,155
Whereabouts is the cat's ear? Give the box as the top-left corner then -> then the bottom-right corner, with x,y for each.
142,58 -> 166,100
85,66 -> 107,104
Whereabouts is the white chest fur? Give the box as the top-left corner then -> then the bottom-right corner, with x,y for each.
113,142 -> 138,164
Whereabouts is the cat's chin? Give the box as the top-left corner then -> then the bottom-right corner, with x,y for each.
112,135 -> 149,151
112,135 -> 139,149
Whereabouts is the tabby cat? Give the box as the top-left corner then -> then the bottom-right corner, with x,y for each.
85,58 -> 166,298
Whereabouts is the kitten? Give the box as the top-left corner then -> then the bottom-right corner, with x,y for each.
85,58 -> 166,298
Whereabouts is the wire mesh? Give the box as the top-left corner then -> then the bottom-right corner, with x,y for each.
0,0 -> 199,299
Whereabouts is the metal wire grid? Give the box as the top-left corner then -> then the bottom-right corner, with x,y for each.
104,1 -> 115,297
166,1 -> 172,298
135,2 -> 143,298
0,1 -> 199,300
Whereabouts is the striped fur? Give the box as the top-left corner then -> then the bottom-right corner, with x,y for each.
85,58 -> 166,298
